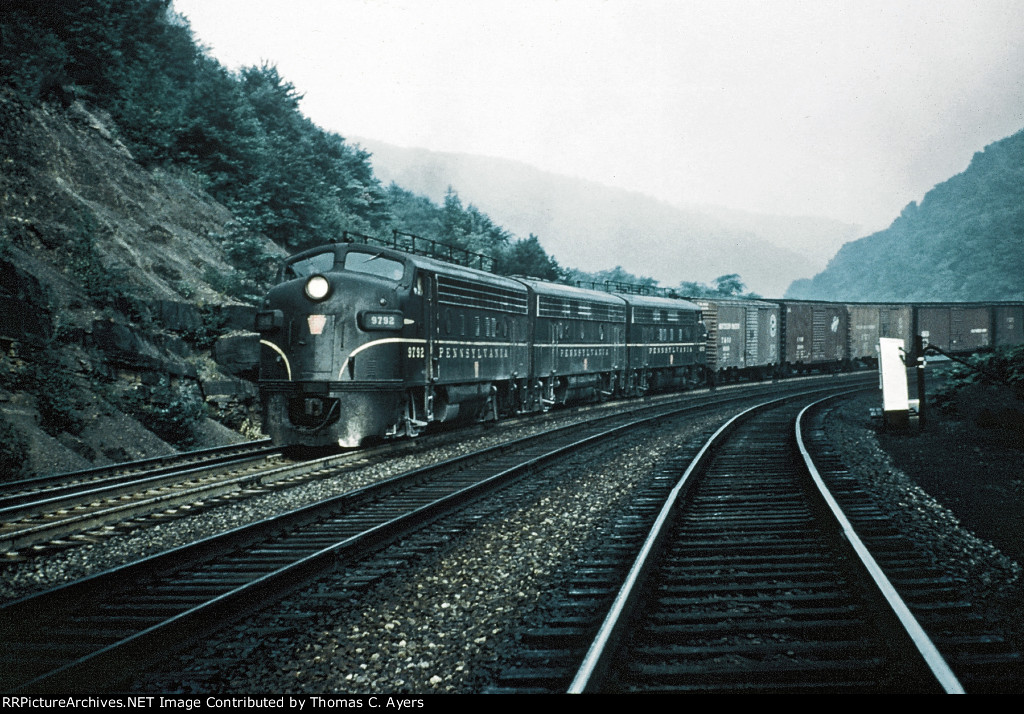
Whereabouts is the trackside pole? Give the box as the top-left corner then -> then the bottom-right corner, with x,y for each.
915,334 -> 927,429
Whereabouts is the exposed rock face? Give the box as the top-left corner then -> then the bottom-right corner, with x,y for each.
213,333 -> 260,379
0,258 -> 51,346
0,91 -> 281,477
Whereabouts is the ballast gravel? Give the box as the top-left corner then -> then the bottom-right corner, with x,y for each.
137,392 -> 1023,694
0,402 -> 643,602
135,412 -> 723,693
820,393 -> 1022,631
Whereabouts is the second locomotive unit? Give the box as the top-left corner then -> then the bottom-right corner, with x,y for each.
256,240 -> 707,448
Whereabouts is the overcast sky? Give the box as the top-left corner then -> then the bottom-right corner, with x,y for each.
172,0 -> 1024,234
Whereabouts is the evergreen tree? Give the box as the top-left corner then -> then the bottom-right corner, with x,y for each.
496,235 -> 563,280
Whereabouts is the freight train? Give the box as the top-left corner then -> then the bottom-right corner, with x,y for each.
699,298 -> 1023,382
255,236 -> 1023,448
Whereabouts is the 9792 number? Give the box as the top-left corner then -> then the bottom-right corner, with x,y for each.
359,310 -> 403,331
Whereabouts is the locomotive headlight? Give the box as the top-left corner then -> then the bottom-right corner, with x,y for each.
305,275 -> 331,301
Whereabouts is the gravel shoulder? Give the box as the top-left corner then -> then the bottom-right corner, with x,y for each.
134,410 -> 726,693
172,388 -> 1017,695
821,390 -> 1023,658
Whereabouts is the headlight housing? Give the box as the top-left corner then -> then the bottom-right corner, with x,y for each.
304,274 -> 331,301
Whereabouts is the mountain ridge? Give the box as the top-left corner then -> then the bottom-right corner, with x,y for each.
786,128 -> 1024,301
355,138 -> 860,297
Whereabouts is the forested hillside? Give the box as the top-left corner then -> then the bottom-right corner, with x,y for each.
0,0 -> 562,291
787,129 -> 1024,301
0,0 -> 589,475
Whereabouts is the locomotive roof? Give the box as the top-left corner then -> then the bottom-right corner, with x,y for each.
618,292 -> 701,312
398,249 -> 526,292
304,242 -> 529,294
512,277 -> 629,306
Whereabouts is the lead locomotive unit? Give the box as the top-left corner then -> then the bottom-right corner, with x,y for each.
256,240 -> 707,448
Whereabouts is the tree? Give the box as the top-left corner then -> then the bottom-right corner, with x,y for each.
567,266 -> 658,291
496,235 -> 562,280
677,280 -> 713,297
677,275 -> 759,298
713,274 -> 746,297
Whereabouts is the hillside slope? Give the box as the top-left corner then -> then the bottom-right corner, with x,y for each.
787,129 -> 1024,301
0,91 -> 279,477
358,139 -> 860,297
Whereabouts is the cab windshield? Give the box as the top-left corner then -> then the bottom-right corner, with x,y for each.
343,251 -> 405,281
285,251 -> 335,279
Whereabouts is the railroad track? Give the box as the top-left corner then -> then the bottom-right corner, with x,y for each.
492,390 -> 982,693
571,392 -> 961,693
0,439 -> 276,504
0,377 -> 870,693
0,441 -> 285,557
798,401 -> 1022,692
0,375 -> 852,560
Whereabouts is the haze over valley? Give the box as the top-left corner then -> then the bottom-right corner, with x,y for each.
358,138 -> 861,297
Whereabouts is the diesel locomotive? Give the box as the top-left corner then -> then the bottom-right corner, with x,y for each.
255,240 -> 706,448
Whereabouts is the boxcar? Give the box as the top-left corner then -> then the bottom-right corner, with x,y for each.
777,300 -> 848,372
993,303 -> 1024,347
846,303 -> 914,366
914,303 -> 993,354
694,298 -> 780,380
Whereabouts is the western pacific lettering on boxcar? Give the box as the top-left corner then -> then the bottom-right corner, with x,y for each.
694,297 -> 779,382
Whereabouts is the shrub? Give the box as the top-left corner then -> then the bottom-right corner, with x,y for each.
0,417 -> 31,481
31,365 -> 85,436
130,377 -> 206,447
931,345 -> 1024,412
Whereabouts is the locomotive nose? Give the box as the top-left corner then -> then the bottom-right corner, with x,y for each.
258,266 -> 407,448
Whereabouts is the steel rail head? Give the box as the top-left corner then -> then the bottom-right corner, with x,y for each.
795,394 -> 965,695
12,386 -> 723,692
2,439 -> 274,491
567,382 -> 886,694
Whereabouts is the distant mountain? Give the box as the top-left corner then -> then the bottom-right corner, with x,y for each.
787,129 -> 1024,301
356,139 -> 860,297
